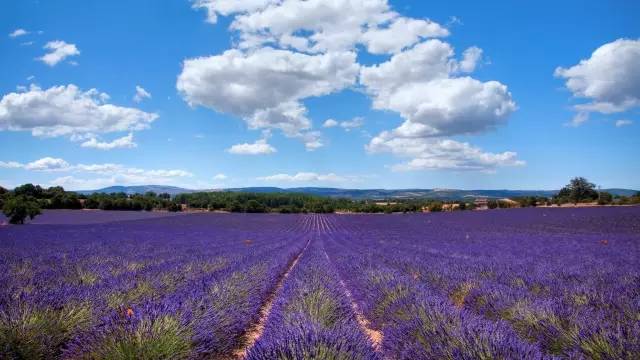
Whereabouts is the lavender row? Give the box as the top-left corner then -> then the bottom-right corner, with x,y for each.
246,230 -> 379,359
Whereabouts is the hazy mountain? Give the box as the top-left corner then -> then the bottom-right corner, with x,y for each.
77,185 -> 638,200
76,185 -> 201,196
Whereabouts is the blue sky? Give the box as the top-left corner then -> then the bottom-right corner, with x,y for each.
1,0 -> 638,190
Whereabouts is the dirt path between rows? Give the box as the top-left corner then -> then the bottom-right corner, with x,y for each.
322,246 -> 385,355
233,237 -> 312,359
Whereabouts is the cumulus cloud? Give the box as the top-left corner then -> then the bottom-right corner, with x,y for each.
0,84 -> 158,138
133,85 -> 151,103
192,0 -> 274,24
323,117 -> 364,130
360,40 -> 515,137
38,40 -> 80,66
359,39 -> 518,171
213,173 -> 227,180
9,28 -> 28,38
178,48 -> 358,119
178,47 -> 357,149
1,157 -> 193,189
458,46 -> 483,73
258,172 -> 349,183
80,133 -> 137,150
24,157 -> 71,171
183,0 -> 453,151
362,17 -> 449,54
227,0 -> 447,53
0,157 -> 70,171
615,119 -> 633,127
227,138 -> 277,155
186,0 -> 518,170
367,136 -> 524,172
322,119 -> 338,128
555,38 -> 640,114
0,161 -> 26,169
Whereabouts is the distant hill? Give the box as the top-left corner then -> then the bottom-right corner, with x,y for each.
76,185 -> 201,196
77,185 -> 638,200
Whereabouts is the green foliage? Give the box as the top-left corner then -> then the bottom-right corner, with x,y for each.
87,315 -> 192,360
13,183 -> 44,198
597,192 -> 613,205
2,195 -> 42,224
427,202 -> 443,212
556,177 -> 598,204
0,303 -> 92,359
245,199 -> 267,213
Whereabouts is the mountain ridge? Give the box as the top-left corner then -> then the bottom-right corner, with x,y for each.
76,185 -> 639,200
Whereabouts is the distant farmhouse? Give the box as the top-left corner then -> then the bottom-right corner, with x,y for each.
474,197 -> 489,210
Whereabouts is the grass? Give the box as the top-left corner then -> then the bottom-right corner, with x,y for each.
107,280 -> 156,308
83,315 -> 192,360
0,303 -> 92,359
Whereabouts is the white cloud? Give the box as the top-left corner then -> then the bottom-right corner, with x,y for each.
80,133 -> 137,150
192,0 -> 274,24
362,17 -> 449,54
0,84 -> 158,138
323,117 -> 364,130
555,38 -> 640,114
339,117 -> 364,130
9,29 -> 28,38
38,40 -> 80,66
0,161 -> 24,169
565,112 -> 589,127
615,119 -> 633,127
48,176 -> 115,190
133,85 -> 151,103
1,157 -> 193,189
227,138 -> 276,155
178,48 -> 358,118
229,0 -> 394,52
1,157 -> 72,171
226,0 -> 447,54
178,47 -> 357,149
187,0 -> 518,171
359,39 -> 518,172
323,119 -> 338,128
213,173 -> 227,180
25,157 -> 71,171
361,41 -> 515,138
258,172 -> 348,183
367,136 -> 524,172
458,46 -> 483,73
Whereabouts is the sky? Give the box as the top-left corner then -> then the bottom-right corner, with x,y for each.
1,0 -> 639,190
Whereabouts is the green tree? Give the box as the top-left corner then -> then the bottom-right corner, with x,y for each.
13,183 -> 43,198
2,196 -> 42,224
428,201 -> 443,212
597,192 -> 613,205
245,200 -> 266,213
558,177 -> 598,204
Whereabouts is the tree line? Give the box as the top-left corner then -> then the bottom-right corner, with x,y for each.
1,177 -> 638,224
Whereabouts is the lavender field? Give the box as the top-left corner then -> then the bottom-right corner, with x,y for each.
1,207 -> 639,359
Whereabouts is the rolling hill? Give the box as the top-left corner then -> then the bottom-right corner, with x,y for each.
76,185 -> 638,200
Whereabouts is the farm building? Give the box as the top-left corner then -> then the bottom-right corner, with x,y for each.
474,197 -> 489,210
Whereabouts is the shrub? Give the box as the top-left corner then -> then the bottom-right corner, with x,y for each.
2,196 -> 42,224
